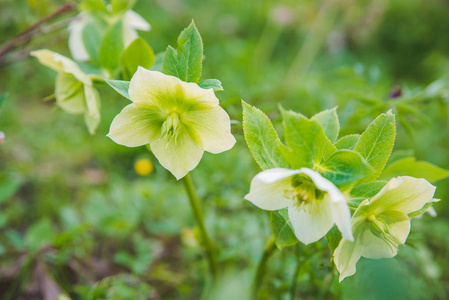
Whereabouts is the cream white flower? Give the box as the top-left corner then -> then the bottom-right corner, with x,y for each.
31,49 -> 100,134
334,176 -> 436,281
107,67 -> 236,179
245,168 -> 353,245
68,10 -> 150,62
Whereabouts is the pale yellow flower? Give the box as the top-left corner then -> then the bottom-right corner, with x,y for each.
108,67 -> 236,179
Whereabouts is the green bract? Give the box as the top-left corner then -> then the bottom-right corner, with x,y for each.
30,49 -> 101,134
107,67 -> 236,179
334,176 -> 436,281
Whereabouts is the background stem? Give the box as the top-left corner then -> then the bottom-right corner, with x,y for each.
182,173 -> 218,278
253,236 -> 277,299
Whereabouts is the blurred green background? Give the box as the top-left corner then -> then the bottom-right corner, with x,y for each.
1,0 -> 449,299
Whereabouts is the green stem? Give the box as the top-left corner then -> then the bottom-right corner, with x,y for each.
182,173 -> 218,278
253,236 -> 277,299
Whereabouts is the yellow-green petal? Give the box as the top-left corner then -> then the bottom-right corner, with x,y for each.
108,104 -> 163,147
84,84 -> 101,135
369,176 -> 436,215
182,106 -> 235,154
149,128 -> 204,180
55,72 -> 86,114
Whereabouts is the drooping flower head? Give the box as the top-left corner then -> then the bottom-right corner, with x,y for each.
107,67 -> 236,179
30,49 -> 100,134
334,176 -> 436,281
245,168 -> 353,245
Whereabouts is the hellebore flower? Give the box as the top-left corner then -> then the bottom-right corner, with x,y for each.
245,168 -> 353,245
68,10 -> 150,62
107,67 -> 236,179
334,176 -> 436,282
31,49 -> 100,134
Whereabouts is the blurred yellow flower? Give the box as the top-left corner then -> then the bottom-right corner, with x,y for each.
134,158 -> 154,176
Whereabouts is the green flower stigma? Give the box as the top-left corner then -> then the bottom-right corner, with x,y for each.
285,175 -> 326,212
368,214 -> 403,250
161,112 -> 182,144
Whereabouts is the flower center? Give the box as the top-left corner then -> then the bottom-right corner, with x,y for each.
285,174 -> 326,212
161,112 -> 182,143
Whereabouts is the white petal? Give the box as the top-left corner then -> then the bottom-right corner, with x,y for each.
288,198 -> 334,244
124,10 -> 151,31
296,168 -> 353,241
370,176 -> 436,214
182,106 -> 235,154
149,129 -> 203,180
123,26 -> 139,47
68,13 -> 90,61
83,84 -> 101,134
334,226 -> 364,282
107,103 -> 162,147
244,169 -> 295,211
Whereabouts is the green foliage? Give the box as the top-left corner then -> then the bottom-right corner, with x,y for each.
79,0 -> 107,12
111,0 -> 137,13
24,219 -> 56,252
350,181 -> 387,199
242,101 -> 289,170
199,79 -> 223,91
270,209 -> 298,249
120,38 -> 155,81
319,150 -> 372,191
105,79 -> 130,99
280,108 -> 336,169
380,157 -> 449,183
162,21 -> 203,83
326,225 -> 342,255
99,21 -> 124,74
82,22 -> 102,63
354,111 -> 396,184
311,107 -> 340,143
0,94 -> 6,107
335,134 -> 359,150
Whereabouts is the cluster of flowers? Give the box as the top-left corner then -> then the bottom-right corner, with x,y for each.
31,2 -> 440,283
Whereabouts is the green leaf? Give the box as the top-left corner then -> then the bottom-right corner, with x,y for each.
99,21 -> 124,74
0,93 -> 6,107
335,134 -> 359,150
242,101 -> 289,170
280,108 -> 336,169
0,175 -> 22,204
311,107 -> 339,142
150,52 -> 164,72
354,111 -> 396,184
82,22 -> 102,63
270,209 -> 298,249
111,0 -> 136,12
162,21 -> 203,83
24,219 -> 56,251
199,79 -> 223,91
105,79 -> 130,99
325,225 -> 342,256
318,150 -> 372,191
120,37 -> 155,80
79,0 -> 107,12
349,181 -> 387,199
379,157 -> 449,183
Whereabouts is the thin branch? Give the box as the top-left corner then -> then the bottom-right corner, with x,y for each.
0,3 -> 75,59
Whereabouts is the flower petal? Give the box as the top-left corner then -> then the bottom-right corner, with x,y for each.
68,13 -> 90,61
55,72 -> 86,114
128,67 -> 180,107
83,84 -> 101,135
244,169 -> 295,210
31,49 -> 88,83
361,210 -> 410,259
124,10 -> 151,31
334,224 -> 364,282
182,106 -> 235,154
107,103 -> 163,147
296,168 -> 353,241
288,198 -> 334,244
369,176 -> 436,215
149,128 -> 203,180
